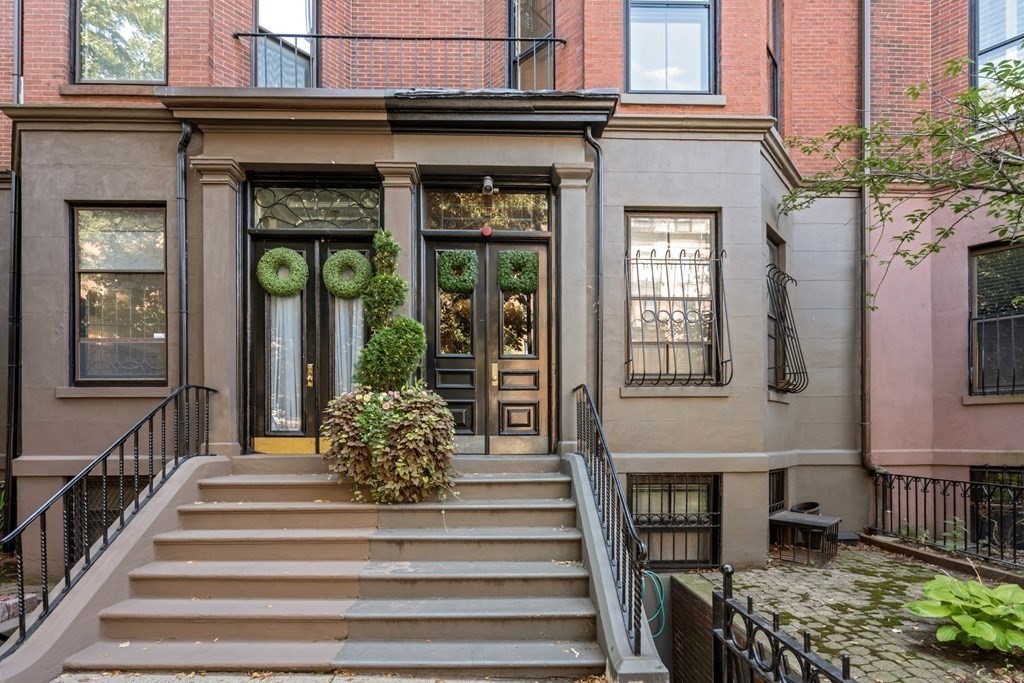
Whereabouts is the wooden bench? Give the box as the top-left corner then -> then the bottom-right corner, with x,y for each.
769,511 -> 841,565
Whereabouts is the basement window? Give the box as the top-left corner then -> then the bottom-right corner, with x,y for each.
627,473 -> 722,570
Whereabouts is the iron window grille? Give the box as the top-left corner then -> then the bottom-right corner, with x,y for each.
627,473 -> 722,571
626,0 -> 716,94
766,264 -> 808,393
970,244 -> 1024,395
250,185 -> 382,231
768,468 -> 787,514
625,214 -> 732,387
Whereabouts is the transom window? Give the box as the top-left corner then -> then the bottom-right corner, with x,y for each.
76,0 -> 167,83
425,189 -> 550,232
976,1 -> 1024,75
252,186 -> 381,230
75,208 -> 166,383
628,0 -> 715,93
970,244 -> 1024,395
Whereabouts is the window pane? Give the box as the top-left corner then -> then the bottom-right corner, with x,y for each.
502,292 -> 535,356
975,246 -> 1024,318
629,214 -> 712,258
253,187 -> 381,230
79,0 -> 166,82
978,0 -> 1024,52
439,292 -> 473,355
516,0 -> 553,38
426,190 -> 549,231
630,4 -> 709,92
257,0 -> 313,87
78,273 -> 166,380
77,209 -> 164,271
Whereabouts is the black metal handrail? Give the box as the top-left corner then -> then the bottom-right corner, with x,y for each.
0,385 -> 216,657
714,565 -> 855,682
233,32 -> 566,90
574,384 -> 648,656
766,264 -> 808,393
969,311 -> 1023,395
870,470 -> 1024,569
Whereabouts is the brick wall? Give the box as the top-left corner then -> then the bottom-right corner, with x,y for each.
672,575 -> 715,683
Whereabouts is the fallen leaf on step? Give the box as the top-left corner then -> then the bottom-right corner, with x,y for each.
571,647 -> 580,657
117,642 -> 130,648
314,499 -> 328,503
193,501 -> 204,505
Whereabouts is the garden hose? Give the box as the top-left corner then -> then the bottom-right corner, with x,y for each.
643,570 -> 666,638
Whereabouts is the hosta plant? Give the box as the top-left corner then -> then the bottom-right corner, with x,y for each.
906,574 -> 1024,653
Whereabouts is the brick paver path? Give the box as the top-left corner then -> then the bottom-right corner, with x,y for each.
721,545 -> 1023,683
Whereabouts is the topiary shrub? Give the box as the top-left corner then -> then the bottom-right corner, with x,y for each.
322,228 -> 455,504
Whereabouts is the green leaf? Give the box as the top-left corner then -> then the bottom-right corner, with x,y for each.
936,625 -> 961,642
906,600 -> 953,618
970,620 -> 998,643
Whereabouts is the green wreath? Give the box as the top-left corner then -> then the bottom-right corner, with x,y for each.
323,250 -> 372,299
437,250 -> 478,293
257,247 -> 309,297
497,250 -> 539,294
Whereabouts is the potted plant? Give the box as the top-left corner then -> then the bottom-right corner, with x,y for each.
321,230 -> 456,503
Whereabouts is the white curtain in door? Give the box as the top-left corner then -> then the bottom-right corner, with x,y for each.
333,297 -> 364,396
269,293 -> 302,432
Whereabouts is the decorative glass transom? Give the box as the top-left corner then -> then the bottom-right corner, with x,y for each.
426,189 -> 550,231
253,186 -> 381,230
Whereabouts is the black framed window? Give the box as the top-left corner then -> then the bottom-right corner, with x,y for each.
969,243 -> 1024,395
627,0 -> 715,93
425,188 -> 551,232
75,208 -> 167,383
76,0 -> 167,83
975,0 -> 1024,81
627,473 -> 722,571
255,0 -> 317,88
509,0 -> 556,89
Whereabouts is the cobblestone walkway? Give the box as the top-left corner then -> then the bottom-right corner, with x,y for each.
720,545 -> 1023,683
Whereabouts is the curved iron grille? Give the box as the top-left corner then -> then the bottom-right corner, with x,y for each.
625,249 -> 732,386
766,264 -> 808,393
252,186 -> 381,230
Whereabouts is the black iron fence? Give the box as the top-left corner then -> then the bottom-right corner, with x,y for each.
0,385 -> 215,656
870,470 -> 1024,569
714,565 -> 856,682
625,250 -> 732,387
970,311 -> 1024,395
234,32 -> 565,90
574,384 -> 648,656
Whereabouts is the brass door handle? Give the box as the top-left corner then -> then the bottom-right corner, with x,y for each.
491,363 -> 498,387
306,364 -> 315,388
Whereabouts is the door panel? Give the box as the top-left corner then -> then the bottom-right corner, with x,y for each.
425,240 -> 550,454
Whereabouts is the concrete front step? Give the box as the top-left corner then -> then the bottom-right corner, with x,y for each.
100,598 -> 353,641
153,528 -> 372,561
66,640 -> 341,672
197,473 -> 572,504
370,527 -> 582,562
332,639 -> 606,678
452,454 -> 563,474
129,560 -> 590,600
227,453 -> 564,476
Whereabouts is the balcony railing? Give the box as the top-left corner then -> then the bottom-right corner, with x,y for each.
970,311 -> 1024,395
233,32 -> 566,90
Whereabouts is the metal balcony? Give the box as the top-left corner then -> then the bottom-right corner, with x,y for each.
233,32 -> 566,91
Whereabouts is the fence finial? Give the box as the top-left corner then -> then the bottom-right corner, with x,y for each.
721,564 -> 734,598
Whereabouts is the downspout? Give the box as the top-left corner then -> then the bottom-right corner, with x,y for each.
860,0 -> 876,473
176,123 -> 193,386
12,0 -> 22,104
584,125 -> 604,415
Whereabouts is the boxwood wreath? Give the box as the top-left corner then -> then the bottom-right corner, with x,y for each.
436,250 -> 478,293
497,250 -> 539,294
322,250 -> 372,299
321,229 -> 455,504
257,247 -> 309,297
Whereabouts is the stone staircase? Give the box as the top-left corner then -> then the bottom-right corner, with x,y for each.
64,454 -> 607,678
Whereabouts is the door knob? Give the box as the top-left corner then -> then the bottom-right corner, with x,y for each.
491,362 -> 498,387
306,364 -> 315,388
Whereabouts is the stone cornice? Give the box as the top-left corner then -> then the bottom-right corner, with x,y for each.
551,162 -> 593,187
376,161 -> 420,188
190,157 -> 246,189
604,114 -> 776,139
762,126 -> 802,189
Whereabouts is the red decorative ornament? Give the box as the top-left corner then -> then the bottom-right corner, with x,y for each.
480,225 -> 493,238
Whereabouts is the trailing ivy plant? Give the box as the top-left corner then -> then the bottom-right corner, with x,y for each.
906,574 -> 1024,653
321,229 -> 455,504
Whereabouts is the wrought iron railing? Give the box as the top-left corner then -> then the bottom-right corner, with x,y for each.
969,311 -> 1024,395
0,385 -> 215,656
766,265 -> 808,393
233,32 -> 566,90
625,250 -> 732,387
574,384 -> 648,656
870,470 -> 1024,569
714,565 -> 856,682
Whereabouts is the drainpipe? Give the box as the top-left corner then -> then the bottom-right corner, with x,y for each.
176,123 -> 193,386
583,125 -> 604,415
860,0 -> 876,473
12,0 -> 22,103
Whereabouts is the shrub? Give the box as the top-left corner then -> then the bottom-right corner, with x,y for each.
363,273 -> 409,333
372,230 -> 400,275
321,385 -> 455,503
906,574 -> 1024,653
355,316 -> 427,392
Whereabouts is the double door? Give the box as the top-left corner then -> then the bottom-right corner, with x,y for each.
425,240 -> 550,454
251,237 -> 369,452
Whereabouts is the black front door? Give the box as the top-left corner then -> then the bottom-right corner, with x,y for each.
251,237 -> 370,452
425,240 -> 550,454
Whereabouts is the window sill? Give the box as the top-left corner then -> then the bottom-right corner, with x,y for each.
962,393 -> 1024,405
56,386 -> 171,399
768,389 -> 790,404
58,83 -> 158,97
620,93 -> 727,106
620,386 -> 729,398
